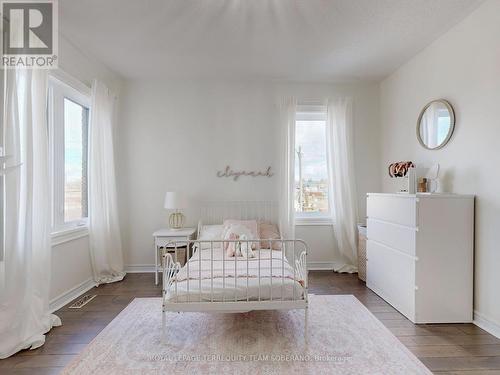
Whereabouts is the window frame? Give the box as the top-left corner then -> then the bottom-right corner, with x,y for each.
48,74 -> 91,237
294,103 -> 334,226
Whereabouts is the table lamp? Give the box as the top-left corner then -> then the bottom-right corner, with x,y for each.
164,192 -> 188,230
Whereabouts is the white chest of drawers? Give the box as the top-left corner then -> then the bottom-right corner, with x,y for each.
366,193 -> 474,323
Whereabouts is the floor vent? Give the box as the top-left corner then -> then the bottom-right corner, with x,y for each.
68,294 -> 97,309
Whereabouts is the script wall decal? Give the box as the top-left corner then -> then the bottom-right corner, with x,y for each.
216,166 -> 274,181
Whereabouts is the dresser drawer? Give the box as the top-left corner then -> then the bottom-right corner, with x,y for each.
367,194 -> 416,227
155,237 -> 191,248
367,239 -> 415,319
367,218 -> 416,257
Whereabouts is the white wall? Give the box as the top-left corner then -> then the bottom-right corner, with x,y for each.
49,36 -> 124,302
58,36 -> 123,94
117,79 -> 380,269
50,237 -> 92,300
379,0 -> 500,333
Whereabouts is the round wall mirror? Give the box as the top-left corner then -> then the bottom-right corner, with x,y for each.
417,99 -> 455,150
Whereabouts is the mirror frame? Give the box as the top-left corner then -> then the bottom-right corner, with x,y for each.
416,99 -> 456,150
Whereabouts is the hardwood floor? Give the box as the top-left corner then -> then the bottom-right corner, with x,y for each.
1,271 -> 499,374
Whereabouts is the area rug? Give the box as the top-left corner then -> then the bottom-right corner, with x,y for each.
61,295 -> 430,374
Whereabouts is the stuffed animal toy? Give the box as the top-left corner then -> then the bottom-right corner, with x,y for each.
223,224 -> 255,258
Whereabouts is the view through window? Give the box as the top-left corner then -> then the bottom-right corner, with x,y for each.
294,105 -> 330,215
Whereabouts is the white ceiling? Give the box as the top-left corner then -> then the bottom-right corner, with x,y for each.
60,0 -> 483,81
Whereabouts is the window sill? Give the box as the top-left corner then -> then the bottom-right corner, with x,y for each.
295,217 -> 334,226
51,226 -> 89,246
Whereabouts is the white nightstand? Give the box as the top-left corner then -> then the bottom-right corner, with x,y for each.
152,228 -> 196,285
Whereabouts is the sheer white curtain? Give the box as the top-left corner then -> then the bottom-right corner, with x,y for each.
278,97 -> 297,240
88,80 -> 125,284
0,69 -> 61,358
327,98 -> 358,273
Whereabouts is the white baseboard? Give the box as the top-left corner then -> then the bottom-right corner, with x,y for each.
474,310 -> 500,339
49,278 -> 97,313
125,264 -> 156,273
307,261 -> 335,271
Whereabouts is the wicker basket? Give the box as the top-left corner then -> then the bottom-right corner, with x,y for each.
357,225 -> 367,281
160,247 -> 187,268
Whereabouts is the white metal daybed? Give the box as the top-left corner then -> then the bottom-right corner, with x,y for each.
161,202 -> 308,340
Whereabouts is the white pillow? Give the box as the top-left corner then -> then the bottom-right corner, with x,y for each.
197,225 -> 224,250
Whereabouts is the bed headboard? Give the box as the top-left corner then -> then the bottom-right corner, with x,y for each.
199,201 -> 278,225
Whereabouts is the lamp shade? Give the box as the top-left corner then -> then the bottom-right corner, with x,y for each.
164,192 -> 188,210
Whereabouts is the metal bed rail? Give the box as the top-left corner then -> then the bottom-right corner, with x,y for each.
160,239 -> 308,341
162,239 -> 308,311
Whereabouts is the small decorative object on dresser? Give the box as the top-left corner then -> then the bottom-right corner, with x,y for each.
388,162 -> 441,194
153,228 -> 196,285
425,164 -> 440,193
417,178 -> 428,193
388,161 -> 416,193
164,192 -> 188,229
366,193 -> 474,323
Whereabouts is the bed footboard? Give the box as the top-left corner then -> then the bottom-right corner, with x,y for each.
161,239 -> 308,311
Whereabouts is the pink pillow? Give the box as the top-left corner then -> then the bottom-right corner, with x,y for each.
259,222 -> 282,250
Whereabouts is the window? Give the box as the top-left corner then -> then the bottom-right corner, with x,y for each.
294,104 -> 332,223
48,77 -> 90,233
